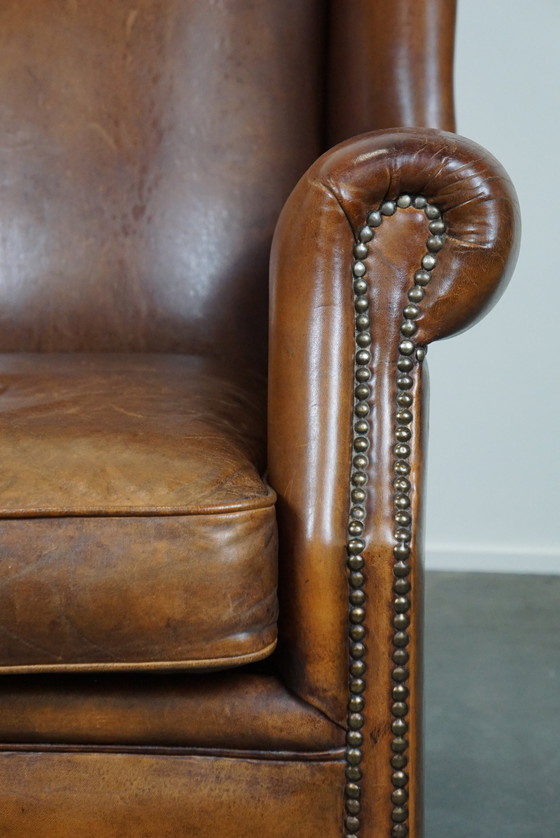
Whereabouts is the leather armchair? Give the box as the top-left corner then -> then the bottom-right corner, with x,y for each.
0,1 -> 519,836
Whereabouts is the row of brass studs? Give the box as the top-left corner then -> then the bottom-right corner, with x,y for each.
343,213 -> 374,838
345,195 -> 445,838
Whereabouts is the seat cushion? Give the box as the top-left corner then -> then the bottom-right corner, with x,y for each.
0,354 -> 277,672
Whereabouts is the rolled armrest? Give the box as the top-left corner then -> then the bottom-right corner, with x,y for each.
268,127 -> 519,835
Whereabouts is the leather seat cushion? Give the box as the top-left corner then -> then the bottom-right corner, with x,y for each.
0,354 -> 278,672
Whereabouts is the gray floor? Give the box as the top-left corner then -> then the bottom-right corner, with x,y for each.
425,572 -> 560,838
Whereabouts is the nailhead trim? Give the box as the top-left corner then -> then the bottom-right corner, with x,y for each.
346,195 -> 446,838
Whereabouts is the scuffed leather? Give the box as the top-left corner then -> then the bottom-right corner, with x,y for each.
0,354 -> 273,515
0,0 -> 325,375
0,672 -> 344,751
0,354 -> 278,671
0,751 -> 345,837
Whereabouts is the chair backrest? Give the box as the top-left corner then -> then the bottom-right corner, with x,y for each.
0,0 -> 327,370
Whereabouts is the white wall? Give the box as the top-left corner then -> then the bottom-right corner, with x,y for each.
425,0 -> 560,573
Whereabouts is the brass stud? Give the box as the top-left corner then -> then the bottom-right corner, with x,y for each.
350,571 -> 365,588
380,201 -> 396,216
414,269 -> 431,286
394,597 -> 411,613
351,642 -> 366,658
349,624 -> 365,641
392,684 -> 409,700
397,357 -> 414,372
429,219 -> 446,235
393,613 -> 410,630
391,718 -> 408,736
359,225 -> 373,242
350,589 -> 365,605
346,798 -> 361,815
353,261 -> 366,277
350,678 -> 366,694
397,392 -> 413,408
353,242 -> 369,259
395,427 -> 412,442
392,788 -> 408,805
346,748 -> 363,766
408,286 -> 424,303
349,572 -> 365,588
394,460 -> 411,475
403,304 -> 420,320
349,713 -> 365,731
347,730 -> 363,747
345,816 -> 360,833
347,554 -> 364,571
400,320 -> 417,337
393,578 -> 411,595
392,649 -> 409,665
425,203 -> 441,219
421,253 -> 437,271
398,339 -> 415,355
346,783 -> 361,799
396,409 -> 412,424
427,235 -> 443,252
392,806 -> 409,823
392,667 -> 409,683
353,278 -> 368,295
391,771 -> 409,788
393,631 -> 410,648
394,443 -> 411,458
349,695 -> 365,713
391,754 -> 408,770
350,607 -> 366,624
397,375 -> 413,390
367,209 -> 383,226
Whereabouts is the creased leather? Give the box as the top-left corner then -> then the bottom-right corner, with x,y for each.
0,354 -> 278,671
0,672 -> 344,751
0,354 -> 273,515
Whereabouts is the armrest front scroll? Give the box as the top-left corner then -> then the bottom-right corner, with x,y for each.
268,127 -> 519,837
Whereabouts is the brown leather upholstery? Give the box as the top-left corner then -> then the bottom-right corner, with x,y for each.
0,751 -> 345,838
269,128 -> 519,831
0,0 -> 325,374
0,672 -> 344,752
0,354 -> 277,671
0,2 -> 521,836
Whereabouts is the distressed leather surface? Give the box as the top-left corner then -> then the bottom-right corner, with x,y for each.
0,751 -> 345,837
0,353 -> 278,671
0,672 -> 344,751
0,0 -> 325,376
